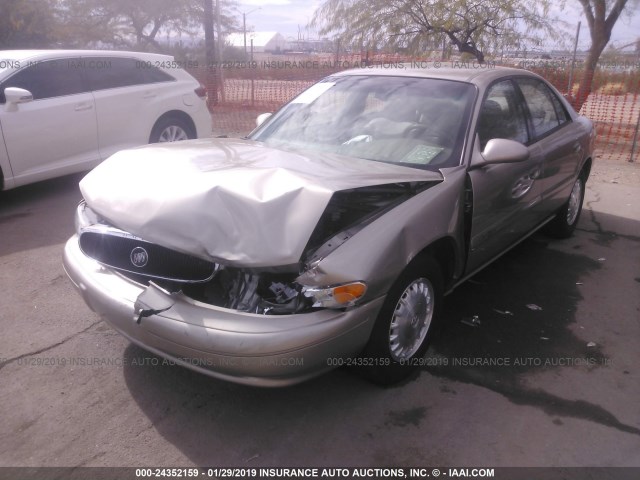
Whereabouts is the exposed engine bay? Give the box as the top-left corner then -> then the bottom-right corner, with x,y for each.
180,268 -> 307,314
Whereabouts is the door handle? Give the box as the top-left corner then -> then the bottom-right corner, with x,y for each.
511,169 -> 539,199
74,103 -> 93,112
143,91 -> 157,99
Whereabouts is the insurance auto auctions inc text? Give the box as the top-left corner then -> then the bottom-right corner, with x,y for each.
213,60 -> 496,70
231,468 -> 495,478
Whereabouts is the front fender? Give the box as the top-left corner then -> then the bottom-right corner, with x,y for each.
298,166 -> 468,300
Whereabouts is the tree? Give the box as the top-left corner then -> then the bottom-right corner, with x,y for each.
58,0 -> 204,50
311,0 -> 555,63
573,0 -> 633,110
0,0 -> 59,48
56,0 -> 238,53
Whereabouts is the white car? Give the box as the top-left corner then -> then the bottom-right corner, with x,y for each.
0,50 -> 212,190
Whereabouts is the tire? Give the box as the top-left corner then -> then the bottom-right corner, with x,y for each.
545,173 -> 586,239
149,116 -> 194,143
357,256 -> 444,385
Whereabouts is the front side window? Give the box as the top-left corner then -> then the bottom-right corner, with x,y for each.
251,75 -> 476,170
0,59 -> 86,103
477,80 -> 529,150
516,78 -> 569,139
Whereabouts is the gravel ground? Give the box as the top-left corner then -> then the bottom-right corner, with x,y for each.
591,154 -> 640,186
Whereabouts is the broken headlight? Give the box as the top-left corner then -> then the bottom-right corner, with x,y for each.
74,201 -> 102,233
302,281 -> 367,308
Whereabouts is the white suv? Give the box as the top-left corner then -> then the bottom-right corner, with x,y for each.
0,50 -> 212,191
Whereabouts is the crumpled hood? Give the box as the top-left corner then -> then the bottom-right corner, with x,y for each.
80,137 -> 442,267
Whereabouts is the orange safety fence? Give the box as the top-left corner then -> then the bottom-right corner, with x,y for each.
528,63 -> 640,162
188,53 -> 640,161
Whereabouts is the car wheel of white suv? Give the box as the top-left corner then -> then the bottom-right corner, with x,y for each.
150,116 -> 194,143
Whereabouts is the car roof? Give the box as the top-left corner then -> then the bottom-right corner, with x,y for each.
0,49 -> 173,63
333,64 -> 540,87
0,50 -> 176,77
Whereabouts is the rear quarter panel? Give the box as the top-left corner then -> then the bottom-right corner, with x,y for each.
165,68 -> 211,138
92,79 -> 201,159
536,120 -> 587,213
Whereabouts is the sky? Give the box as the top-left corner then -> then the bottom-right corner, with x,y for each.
236,0 -> 322,42
236,0 -> 640,50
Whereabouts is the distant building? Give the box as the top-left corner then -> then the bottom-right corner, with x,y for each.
286,38 -> 334,53
226,31 -> 287,53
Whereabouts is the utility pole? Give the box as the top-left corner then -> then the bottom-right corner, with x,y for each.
567,22 -> 581,96
216,0 -> 224,102
204,0 -> 215,66
203,0 -> 217,104
242,7 -> 261,58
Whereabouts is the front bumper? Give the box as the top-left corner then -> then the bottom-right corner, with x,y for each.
63,235 -> 383,386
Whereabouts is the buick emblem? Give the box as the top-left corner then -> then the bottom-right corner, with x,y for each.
130,246 -> 149,268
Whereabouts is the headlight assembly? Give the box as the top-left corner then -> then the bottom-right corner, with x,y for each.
302,281 -> 367,308
74,201 -> 98,233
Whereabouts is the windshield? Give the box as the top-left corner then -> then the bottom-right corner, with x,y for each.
250,75 -> 476,170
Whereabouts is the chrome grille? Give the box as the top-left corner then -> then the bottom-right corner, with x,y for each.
79,227 -> 216,283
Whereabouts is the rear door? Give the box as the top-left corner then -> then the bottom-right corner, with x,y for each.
514,77 -> 584,214
0,58 -> 99,187
466,79 -> 544,274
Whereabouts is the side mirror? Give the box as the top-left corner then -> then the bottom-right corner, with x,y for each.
256,112 -> 272,127
5,87 -> 33,105
474,138 -> 529,168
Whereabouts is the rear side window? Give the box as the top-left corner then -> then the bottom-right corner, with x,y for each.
0,59 -> 87,102
140,64 -> 175,83
83,57 -> 174,91
515,78 -> 569,139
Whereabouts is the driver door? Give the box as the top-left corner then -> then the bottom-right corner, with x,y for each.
465,79 -> 544,274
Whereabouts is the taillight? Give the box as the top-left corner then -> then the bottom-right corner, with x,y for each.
194,85 -> 207,98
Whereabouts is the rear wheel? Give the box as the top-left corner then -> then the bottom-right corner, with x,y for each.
545,173 -> 586,238
357,256 -> 443,385
150,116 -> 194,143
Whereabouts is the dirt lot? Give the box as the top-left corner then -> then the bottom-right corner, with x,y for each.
0,158 -> 639,475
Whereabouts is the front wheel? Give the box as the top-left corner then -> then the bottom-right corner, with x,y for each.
545,173 -> 586,238
357,256 -> 443,385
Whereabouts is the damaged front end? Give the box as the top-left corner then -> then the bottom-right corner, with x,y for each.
74,180 -> 433,316
76,202 -> 313,315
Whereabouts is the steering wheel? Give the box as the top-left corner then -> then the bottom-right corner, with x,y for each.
342,134 -> 373,145
404,123 -> 427,138
403,123 -> 445,143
